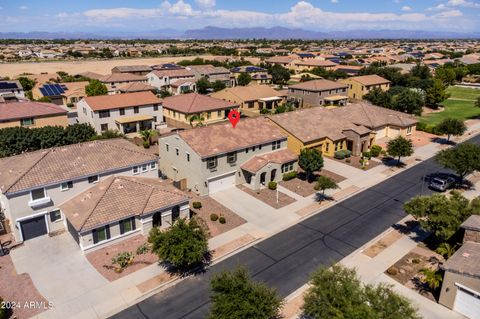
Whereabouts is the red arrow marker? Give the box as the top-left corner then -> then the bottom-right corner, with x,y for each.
228,109 -> 240,128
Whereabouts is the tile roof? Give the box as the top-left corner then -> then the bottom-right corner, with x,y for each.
241,149 -> 297,173
0,101 -> 67,121
99,73 -> 146,83
461,215 -> 480,231
293,60 -> 338,67
349,75 -> 391,86
117,82 -> 156,93
162,93 -> 237,114
187,65 -> 230,75
265,56 -> 295,64
83,91 -> 160,111
211,85 -> 286,102
0,139 -> 158,194
441,241 -> 480,278
60,176 -> 189,232
176,117 -> 287,158
151,69 -> 195,78
112,65 -> 152,73
289,79 -> 348,92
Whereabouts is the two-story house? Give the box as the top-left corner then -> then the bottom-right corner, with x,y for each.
111,65 -> 153,76
77,91 -> 163,134
340,75 -> 391,100
147,69 -> 196,94
99,73 -> 147,94
287,79 -> 349,108
159,117 -> 297,196
186,65 -> 235,88
0,139 -> 160,250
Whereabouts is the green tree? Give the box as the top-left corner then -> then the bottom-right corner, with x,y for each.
298,148 -> 324,181
148,218 -> 209,271
363,87 -> 391,107
314,176 -> 339,199
302,265 -> 419,319
36,96 -> 52,103
17,76 -> 36,91
139,129 -> 158,146
196,77 -> 211,94
475,96 -> 480,108
435,66 -> 457,85
435,242 -> 457,259
386,136 -> 414,165
212,80 -> 226,92
208,267 -> 283,319
404,192 -> 476,241
159,89 -> 172,98
436,143 -> 480,182
392,89 -> 425,115
64,124 -> 96,144
410,63 -> 431,80
237,73 -> 252,86
85,79 -> 108,96
436,118 -> 467,142
425,79 -> 449,108
188,113 -> 206,127
419,268 -> 443,291
270,64 -> 290,84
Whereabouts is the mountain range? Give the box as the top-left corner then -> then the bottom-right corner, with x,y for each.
1,27 -> 479,40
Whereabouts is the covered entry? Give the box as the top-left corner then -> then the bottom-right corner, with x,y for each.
115,115 -> 153,134
208,173 -> 235,194
19,215 -> 48,241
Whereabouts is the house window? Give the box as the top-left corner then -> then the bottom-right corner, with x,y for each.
207,157 -> 218,170
259,144 -> 262,150
100,123 -> 108,132
120,217 -> 136,235
134,106 -> 139,114
325,143 -> 330,152
92,225 -> 110,244
154,104 -> 159,111
207,112 -> 211,119
141,164 -> 148,172
153,116 -> 157,122
217,110 -> 222,117
272,140 -> 281,150
133,166 -> 139,175
165,144 -> 169,152
252,146 -> 256,152
186,152 -> 190,162
99,110 -> 110,118
50,209 -> 62,222
60,181 -> 73,191
175,148 -> 179,156
150,162 -> 157,170
88,175 -> 99,184
407,126 -> 413,135
31,188 -> 46,201
120,108 -> 125,116
246,148 -> 249,153
282,163 -> 294,173
227,152 -> 237,164
21,118 -> 34,126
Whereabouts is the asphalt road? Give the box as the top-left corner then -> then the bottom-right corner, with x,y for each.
112,135 -> 480,319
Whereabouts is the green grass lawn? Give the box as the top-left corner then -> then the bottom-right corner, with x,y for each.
418,86 -> 480,126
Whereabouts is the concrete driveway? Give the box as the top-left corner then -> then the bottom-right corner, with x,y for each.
10,233 -> 108,306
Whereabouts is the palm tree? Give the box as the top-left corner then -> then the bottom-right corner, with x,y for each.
419,268 -> 443,291
188,113 -> 206,127
139,129 -> 158,146
435,242 -> 457,259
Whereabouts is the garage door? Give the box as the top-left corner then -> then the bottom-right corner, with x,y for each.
209,173 -> 235,194
453,285 -> 480,319
20,215 -> 48,241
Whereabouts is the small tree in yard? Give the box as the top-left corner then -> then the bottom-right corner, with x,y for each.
237,72 -> 252,86
314,176 -> 339,199
148,218 -> 209,272
475,96 -> 480,108
302,265 -> 420,319
139,129 -> 158,147
208,267 -> 283,319
85,79 -> 108,96
436,242 -> 457,259
435,143 -> 480,184
387,135 -> 414,165
298,148 -> 324,181
436,118 -> 467,142
419,268 -> 443,291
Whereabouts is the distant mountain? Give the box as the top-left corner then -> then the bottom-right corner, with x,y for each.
1,27 -> 479,40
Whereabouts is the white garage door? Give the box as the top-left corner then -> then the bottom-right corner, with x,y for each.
453,284 -> 480,319
208,173 -> 235,194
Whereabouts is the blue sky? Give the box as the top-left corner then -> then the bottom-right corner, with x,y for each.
1,0 -> 479,33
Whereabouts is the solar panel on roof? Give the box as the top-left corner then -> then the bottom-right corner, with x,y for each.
0,82 -> 18,90
39,87 -> 48,96
41,84 -> 65,96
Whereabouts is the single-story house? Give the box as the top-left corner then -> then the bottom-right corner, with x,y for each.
0,101 -> 68,129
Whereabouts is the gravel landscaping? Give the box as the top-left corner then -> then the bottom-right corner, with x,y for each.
189,193 -> 246,237
0,254 -> 48,319
86,234 -> 157,282
237,185 -> 296,209
280,170 -> 346,197
333,155 -> 382,170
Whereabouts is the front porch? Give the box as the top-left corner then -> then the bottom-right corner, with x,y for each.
258,96 -> 284,112
324,95 -> 348,106
115,115 -> 154,134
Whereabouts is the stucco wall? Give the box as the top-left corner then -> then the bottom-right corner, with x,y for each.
287,87 -> 348,108
0,114 -> 68,129
439,271 -> 480,309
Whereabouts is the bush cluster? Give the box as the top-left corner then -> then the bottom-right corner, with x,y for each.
416,122 -> 439,134
282,171 -> 297,181
210,214 -> 219,221
192,201 -> 202,209
334,149 -> 352,160
268,181 -> 277,190
370,145 -> 383,157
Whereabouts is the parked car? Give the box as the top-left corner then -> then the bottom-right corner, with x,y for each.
429,176 -> 455,192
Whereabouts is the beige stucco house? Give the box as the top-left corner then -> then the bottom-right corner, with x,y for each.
287,79 -> 349,108
0,101 -> 68,129
340,75 -> 391,100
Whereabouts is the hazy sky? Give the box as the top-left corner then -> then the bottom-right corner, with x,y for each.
1,0 -> 479,33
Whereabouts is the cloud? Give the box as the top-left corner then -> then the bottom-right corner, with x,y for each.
331,0 -> 339,3
19,5 -> 28,10
429,0 -> 480,10
401,6 -> 412,11
195,0 -> 216,8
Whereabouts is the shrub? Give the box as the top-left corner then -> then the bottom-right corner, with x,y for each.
345,158 -> 351,163
386,266 -> 398,276
282,171 -> 297,181
143,140 -> 150,148
344,150 -> 352,158
417,122 -> 438,134
370,145 -> 382,157
268,181 -> 277,190
334,150 -> 346,160
363,151 -> 372,159
412,258 -> 421,264
210,213 -> 219,221
136,243 -> 150,255
219,216 -> 226,224
192,201 -> 202,209
111,251 -> 135,270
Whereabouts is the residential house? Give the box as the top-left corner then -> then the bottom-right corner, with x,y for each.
77,91 -> 163,134
0,101 -> 68,129
159,117 -> 297,196
0,139 -> 158,247
111,65 -> 152,76
333,65 -> 363,76
32,83 -> 68,105
186,65 -> 235,87
340,75 -> 391,100
231,66 -> 271,85
439,215 -> 480,319
287,79 -> 349,107
268,102 -> 417,157
211,85 -> 287,116
60,176 -> 189,251
0,80 -> 25,100
61,81 -> 88,106
265,56 -> 296,68
115,82 -> 157,94
147,69 -> 196,94
291,60 -> 337,73
99,73 -> 147,94
162,93 -> 238,128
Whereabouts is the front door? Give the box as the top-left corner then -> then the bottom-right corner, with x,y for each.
152,212 -> 162,227
260,172 -> 266,185
270,169 -> 277,182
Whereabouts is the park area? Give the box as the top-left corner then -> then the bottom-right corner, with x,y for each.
419,86 -> 480,126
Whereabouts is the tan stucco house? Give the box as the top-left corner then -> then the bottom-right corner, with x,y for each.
0,101 -> 68,129
287,79 -> 349,108
340,75 -> 391,100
